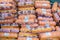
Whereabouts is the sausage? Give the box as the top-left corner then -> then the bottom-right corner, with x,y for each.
19,32 -> 37,37
0,4 -> 15,10
18,37 -> 39,40
21,23 -> 38,28
36,9 -> 52,17
16,19 -> 35,24
39,31 -> 60,40
53,13 -> 60,22
36,8 -> 51,13
0,19 -> 15,24
2,28 -> 10,32
52,2 -> 58,12
20,28 -> 31,32
35,1 -> 51,8
18,15 -> 36,19
0,9 -> 17,13
0,32 -> 18,38
38,21 -> 56,26
38,17 -> 53,21
32,26 -> 55,33
0,38 -> 17,40
0,0 -> 14,3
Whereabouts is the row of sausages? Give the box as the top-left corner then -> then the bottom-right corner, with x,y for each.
0,31 -> 60,40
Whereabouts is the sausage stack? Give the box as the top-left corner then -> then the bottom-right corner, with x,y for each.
52,2 -> 60,26
0,0 -> 17,24
0,0 -> 18,40
16,0 -> 39,40
34,0 -> 56,33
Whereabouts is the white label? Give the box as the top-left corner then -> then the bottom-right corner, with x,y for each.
27,37 -> 32,40
4,33 -> 9,36
24,16 -> 29,22
42,9 -> 46,14
26,25 -> 31,30
45,23 -> 50,28
42,4 -> 47,6
0,4 -> 5,6
46,32 -> 51,36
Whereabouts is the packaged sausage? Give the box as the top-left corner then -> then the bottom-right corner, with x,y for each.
38,16 -> 53,21
36,8 -> 52,17
35,1 -> 51,8
16,19 -> 37,24
32,26 -> 55,33
0,9 -> 17,13
1,23 -> 18,28
18,37 -> 39,40
0,19 -> 15,24
39,31 -> 60,40
53,13 -> 60,22
0,32 -> 18,38
19,32 -> 37,37
1,13 -> 15,19
18,0 -> 34,7
0,38 -> 17,40
20,23 -> 38,32
38,21 -> 56,26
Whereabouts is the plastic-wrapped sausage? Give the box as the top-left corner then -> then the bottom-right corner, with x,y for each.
0,32 -> 18,38
0,9 -> 17,13
38,17 -> 53,21
16,19 -> 36,24
0,4 -> 15,10
19,32 -> 37,37
0,19 -> 15,24
35,1 -> 51,8
36,8 -> 51,13
36,9 -> 52,17
32,26 -> 55,33
18,15 -> 36,19
18,37 -> 39,40
38,21 -> 56,26
39,31 -> 60,40
53,13 -> 60,22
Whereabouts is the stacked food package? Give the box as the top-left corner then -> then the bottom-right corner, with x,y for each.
52,2 -> 60,26
34,0 -> 60,40
15,0 -> 39,40
0,0 -> 60,40
0,0 -> 18,40
35,0 -> 56,33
